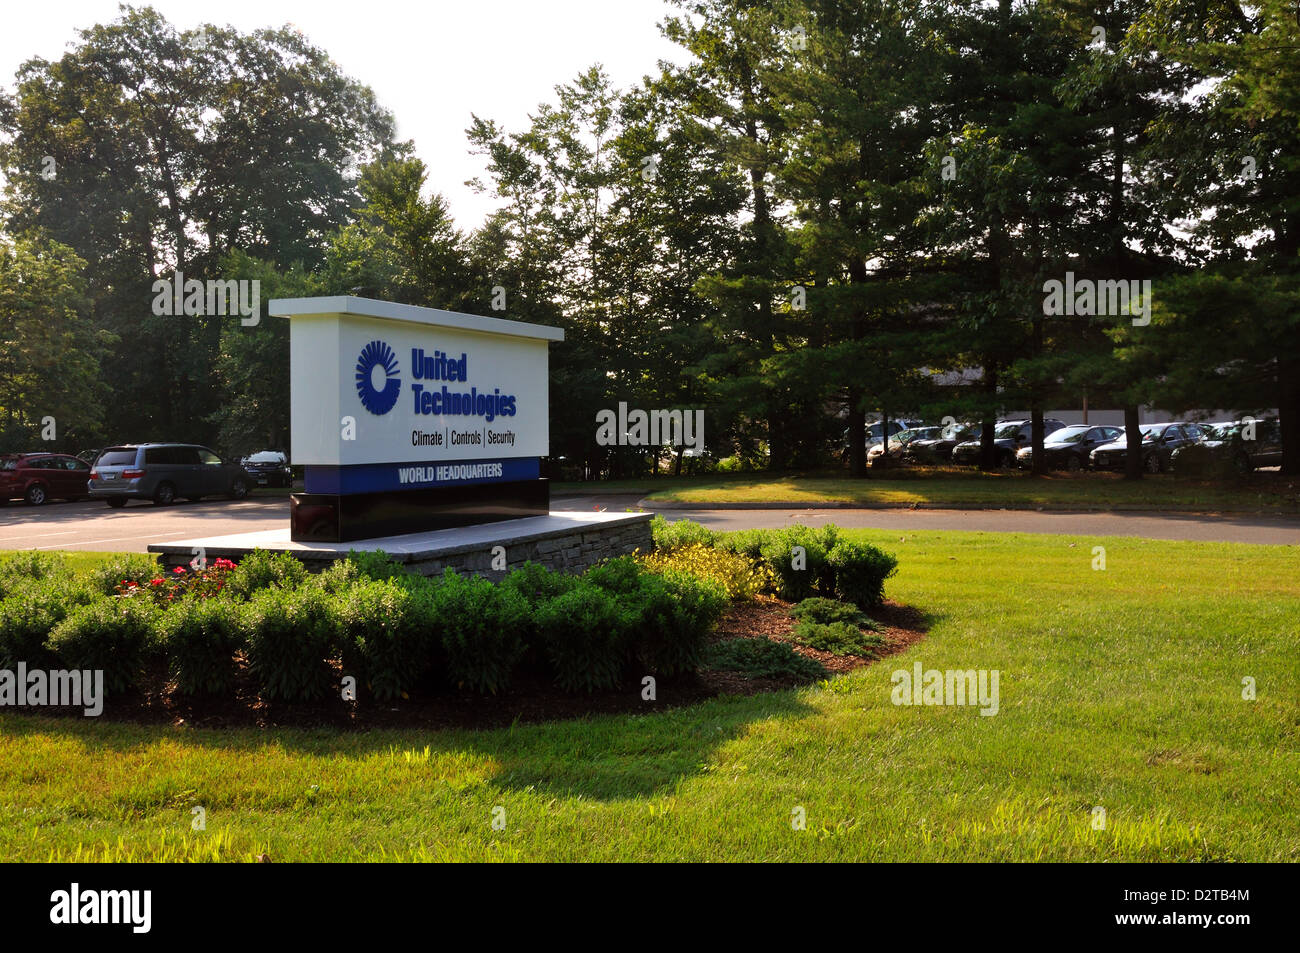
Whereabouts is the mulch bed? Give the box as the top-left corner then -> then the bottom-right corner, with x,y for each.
8,598 -> 928,732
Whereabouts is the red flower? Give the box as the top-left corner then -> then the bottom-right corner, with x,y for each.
173,566 -> 186,574
150,578 -> 164,586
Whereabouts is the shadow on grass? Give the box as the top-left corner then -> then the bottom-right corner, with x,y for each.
0,685 -> 825,802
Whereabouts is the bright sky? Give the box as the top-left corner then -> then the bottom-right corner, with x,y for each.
0,0 -> 685,229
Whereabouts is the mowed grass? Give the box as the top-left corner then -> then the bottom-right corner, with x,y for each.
1,532 -> 1297,862
616,470 -> 1300,512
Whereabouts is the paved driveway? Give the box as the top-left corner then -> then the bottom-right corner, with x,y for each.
1,493 -> 1297,552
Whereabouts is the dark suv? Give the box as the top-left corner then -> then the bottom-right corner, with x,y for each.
950,419 -> 1068,468
88,444 -> 251,508
0,453 -> 93,505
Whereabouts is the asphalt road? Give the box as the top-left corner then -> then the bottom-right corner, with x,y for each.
1,493 -> 1298,552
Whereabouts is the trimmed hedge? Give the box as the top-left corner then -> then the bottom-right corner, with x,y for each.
827,539 -> 898,609
158,598 -> 246,695
224,550 -> 308,600
534,581 -> 631,693
428,570 -> 530,694
244,587 -> 338,701
0,551 -> 69,599
335,578 -> 434,701
49,598 -> 159,693
6,525 -> 887,704
650,514 -> 719,551
0,578 -> 96,669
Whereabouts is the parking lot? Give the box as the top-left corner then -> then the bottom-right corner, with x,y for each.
3,491 -> 1299,551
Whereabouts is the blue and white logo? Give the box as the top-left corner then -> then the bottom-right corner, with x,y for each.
355,340 -> 401,415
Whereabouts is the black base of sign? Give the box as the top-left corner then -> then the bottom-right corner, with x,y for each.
290,479 -> 550,542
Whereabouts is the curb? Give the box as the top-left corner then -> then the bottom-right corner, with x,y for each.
637,499 -> 1300,517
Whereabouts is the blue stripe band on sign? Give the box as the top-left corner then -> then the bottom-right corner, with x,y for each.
305,457 -> 540,495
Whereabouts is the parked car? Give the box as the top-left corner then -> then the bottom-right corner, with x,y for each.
1090,423 -> 1202,473
840,419 -> 925,463
950,419 -> 1069,468
1171,418 -> 1284,475
241,450 -> 294,487
867,426 -> 943,465
1016,424 -> 1124,471
88,443 -> 251,507
0,452 -> 94,505
903,423 -> 978,464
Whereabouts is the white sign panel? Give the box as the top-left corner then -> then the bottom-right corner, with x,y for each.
271,297 -> 562,467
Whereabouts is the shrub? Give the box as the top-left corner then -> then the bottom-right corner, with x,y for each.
717,528 -> 769,561
758,525 -> 839,601
312,559 -> 363,595
428,570 -> 529,694
827,539 -> 898,609
636,570 -> 728,675
224,550 -> 308,600
533,581 -> 631,692
501,561 -> 577,605
0,578 -> 96,668
334,579 -> 433,701
158,598 -> 246,695
244,587 -> 339,701
637,544 -> 775,600
649,515 -> 718,551
49,598 -> 159,693
344,549 -> 409,582
583,556 -> 645,596
585,556 -> 728,676
790,597 -> 877,629
791,620 -> 885,657
704,638 -> 828,681
0,551 -> 69,599
88,553 -> 161,596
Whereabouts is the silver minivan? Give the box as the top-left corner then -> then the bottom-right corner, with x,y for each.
88,443 -> 251,508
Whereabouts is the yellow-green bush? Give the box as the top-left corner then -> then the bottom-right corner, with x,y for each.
637,544 -> 775,600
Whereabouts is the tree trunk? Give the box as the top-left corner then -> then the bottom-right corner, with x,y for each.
1031,315 -> 1047,474
1280,358 -> 1300,476
1031,407 -> 1045,475
848,389 -> 867,478
1123,405 -> 1143,480
980,363 -> 998,471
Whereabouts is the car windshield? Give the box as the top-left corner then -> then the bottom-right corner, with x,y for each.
97,449 -> 137,466
0,458 -> 16,471
994,424 -> 1022,439
1049,426 -> 1091,444
246,451 -> 284,463
1140,426 -> 1163,442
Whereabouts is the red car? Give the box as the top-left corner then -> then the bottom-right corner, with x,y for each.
0,452 -> 94,505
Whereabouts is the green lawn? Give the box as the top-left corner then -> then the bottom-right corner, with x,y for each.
595,470 -> 1300,512
2,532 -> 1297,861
